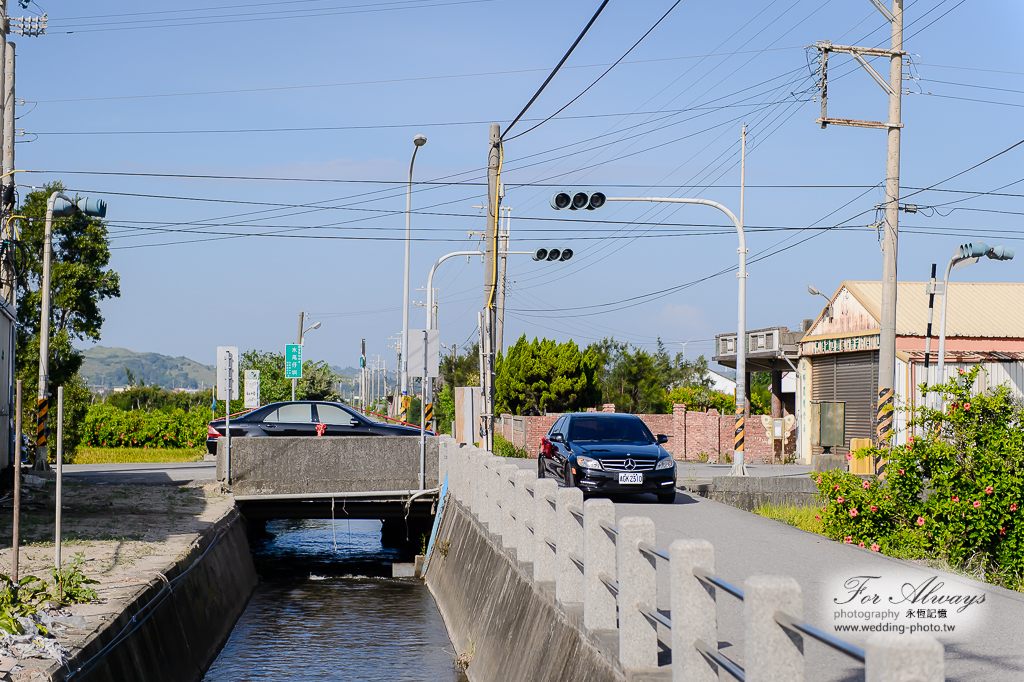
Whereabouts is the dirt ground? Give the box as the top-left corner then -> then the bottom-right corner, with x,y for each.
0,472 -> 235,681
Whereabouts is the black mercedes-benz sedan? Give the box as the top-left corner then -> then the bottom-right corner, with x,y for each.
207,401 -> 424,455
538,412 -> 677,503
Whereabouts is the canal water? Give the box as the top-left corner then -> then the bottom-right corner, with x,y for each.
204,518 -> 466,682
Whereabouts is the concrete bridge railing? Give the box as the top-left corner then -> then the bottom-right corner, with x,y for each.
437,438 -> 945,682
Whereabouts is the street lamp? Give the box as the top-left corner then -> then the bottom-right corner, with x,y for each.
935,242 -> 1014,399
35,193 -> 106,470
401,134 -> 427,421
807,284 -> 833,320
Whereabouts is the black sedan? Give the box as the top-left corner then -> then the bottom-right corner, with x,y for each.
207,401 -> 424,455
538,413 -> 677,503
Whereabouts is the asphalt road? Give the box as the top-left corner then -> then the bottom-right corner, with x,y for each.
513,456 -> 1023,681
60,462 -> 217,485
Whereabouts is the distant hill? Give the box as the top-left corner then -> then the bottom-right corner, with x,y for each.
331,365 -> 360,380
80,347 -> 216,390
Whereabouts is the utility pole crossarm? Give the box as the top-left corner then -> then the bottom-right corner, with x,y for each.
815,42 -> 905,58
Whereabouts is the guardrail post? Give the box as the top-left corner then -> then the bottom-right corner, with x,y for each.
500,464 -> 519,553
584,498 -> 617,632
745,575 -> 804,682
514,469 -> 536,566
669,539 -> 717,682
865,634 -> 944,682
556,487 -> 584,604
618,516 -> 657,671
533,478 -> 558,584
488,456 -> 504,535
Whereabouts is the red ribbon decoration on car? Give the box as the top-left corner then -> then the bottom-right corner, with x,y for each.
316,423 -> 327,436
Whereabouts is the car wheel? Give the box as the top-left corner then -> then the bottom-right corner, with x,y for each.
657,491 -> 676,504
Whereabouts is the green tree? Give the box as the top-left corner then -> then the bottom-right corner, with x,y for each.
438,341 -> 479,390
495,335 -> 599,416
15,183 -> 121,459
237,349 -> 340,407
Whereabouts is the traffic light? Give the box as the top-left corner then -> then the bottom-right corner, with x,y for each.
532,248 -> 573,262
987,244 -> 1015,261
957,242 -> 990,259
52,196 -> 107,218
550,190 -> 606,211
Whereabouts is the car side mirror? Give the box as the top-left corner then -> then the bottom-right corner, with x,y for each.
549,433 -> 564,443
657,434 -> 669,444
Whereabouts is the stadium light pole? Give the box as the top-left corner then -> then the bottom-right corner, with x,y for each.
35,193 -> 106,470
601,195 -> 749,476
401,134 -> 427,421
936,242 -> 1014,403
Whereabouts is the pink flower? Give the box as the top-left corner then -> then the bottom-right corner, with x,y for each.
858,542 -> 866,548
964,403 -> 971,411
899,469 -> 905,476
862,480 -> 871,489
916,516 -> 926,526
814,515 -> 821,521
885,495 -> 891,500
985,486 -> 994,495
958,368 -> 965,375
952,495 -> 960,503
1000,527 -> 1007,535
871,543 -> 880,552
870,505 -> 878,512
844,536 -> 853,544
1011,503 -> 1018,512
850,508 -> 859,517
907,436 -> 915,445
834,485 -> 840,491
837,496 -> 845,504
973,500 -> 981,508
846,452 -> 853,461
816,476 -> 822,484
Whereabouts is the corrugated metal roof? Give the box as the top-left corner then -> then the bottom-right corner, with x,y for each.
843,281 -> 1024,338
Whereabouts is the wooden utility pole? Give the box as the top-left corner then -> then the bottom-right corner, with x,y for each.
483,124 -> 500,452
814,0 -> 904,449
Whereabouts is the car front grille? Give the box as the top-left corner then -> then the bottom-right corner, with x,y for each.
600,457 -> 657,472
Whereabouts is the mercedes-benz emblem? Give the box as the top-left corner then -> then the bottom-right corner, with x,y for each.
625,458 -> 636,470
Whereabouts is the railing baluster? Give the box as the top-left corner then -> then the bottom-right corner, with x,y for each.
744,576 -> 803,681
584,498 -> 617,632
671,539 -> 718,682
533,478 -> 558,584
618,516 -> 657,672
556,487 -> 584,604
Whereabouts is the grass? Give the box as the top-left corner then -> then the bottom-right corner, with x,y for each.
70,446 -> 205,464
753,501 -> 826,536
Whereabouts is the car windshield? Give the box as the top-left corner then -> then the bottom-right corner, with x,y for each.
569,417 -> 653,443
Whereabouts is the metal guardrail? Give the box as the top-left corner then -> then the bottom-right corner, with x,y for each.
774,610 -> 867,663
637,541 -> 669,562
693,566 -> 745,601
695,638 -> 745,681
638,601 -> 670,629
598,571 -> 619,595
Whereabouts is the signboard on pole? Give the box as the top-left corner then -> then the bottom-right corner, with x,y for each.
244,370 -> 260,409
216,346 -> 239,401
407,329 -> 440,378
285,344 -> 303,379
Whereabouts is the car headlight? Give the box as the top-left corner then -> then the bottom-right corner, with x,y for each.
655,458 -> 675,470
576,455 -> 603,470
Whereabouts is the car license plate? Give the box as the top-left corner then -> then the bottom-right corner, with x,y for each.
618,472 -> 643,485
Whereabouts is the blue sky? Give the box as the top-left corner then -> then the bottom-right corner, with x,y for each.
13,0 -> 1024,373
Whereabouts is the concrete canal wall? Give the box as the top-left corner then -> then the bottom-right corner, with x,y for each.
426,499 -> 624,682
681,475 -> 821,510
56,508 -> 258,682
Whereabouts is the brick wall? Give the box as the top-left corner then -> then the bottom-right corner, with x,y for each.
473,404 -> 797,462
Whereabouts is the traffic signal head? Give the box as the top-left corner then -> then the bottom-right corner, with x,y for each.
532,248 -> 548,261
52,198 -> 77,217
550,190 -> 606,210
957,242 -> 989,259
559,248 -> 573,261
78,197 -> 107,218
546,249 -> 561,261
533,247 -> 572,262
987,244 -> 1015,261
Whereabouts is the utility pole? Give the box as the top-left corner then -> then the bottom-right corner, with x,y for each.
495,205 -> 511,357
292,311 -> 304,402
814,0 -> 904,448
483,123 -> 501,452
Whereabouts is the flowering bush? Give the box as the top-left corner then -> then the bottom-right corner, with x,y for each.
813,366 -> 1024,589
82,404 -> 210,450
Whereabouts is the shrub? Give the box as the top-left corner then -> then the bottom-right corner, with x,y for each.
494,433 -> 530,459
812,366 -> 1024,588
82,403 -> 211,450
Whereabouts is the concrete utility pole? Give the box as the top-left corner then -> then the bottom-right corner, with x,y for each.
483,123 -> 501,452
292,311 -> 304,402
814,0 -> 904,448
495,205 -> 511,356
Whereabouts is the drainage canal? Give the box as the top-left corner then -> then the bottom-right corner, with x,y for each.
203,518 -> 465,681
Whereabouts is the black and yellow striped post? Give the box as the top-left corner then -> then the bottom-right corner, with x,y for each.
874,387 -> 894,478
734,405 -> 744,462
36,396 -> 48,450
424,403 -> 434,430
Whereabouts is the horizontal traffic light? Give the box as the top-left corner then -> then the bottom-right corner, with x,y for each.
52,196 -> 107,218
550,190 -> 605,211
532,247 -> 573,262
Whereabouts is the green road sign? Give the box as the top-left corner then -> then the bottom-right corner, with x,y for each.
285,344 -> 303,379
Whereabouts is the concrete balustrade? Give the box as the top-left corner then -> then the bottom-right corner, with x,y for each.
514,470 -> 536,565
500,464 -> 520,552
556,487 -> 584,604
533,478 -> 558,584
617,516 -> 658,672
583,498 -> 617,632
438,436 -> 945,682
669,539 -> 718,682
